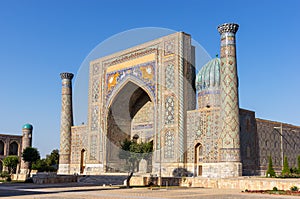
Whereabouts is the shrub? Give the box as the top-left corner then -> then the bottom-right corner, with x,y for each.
282,156 -> 290,175
272,187 -> 278,191
0,171 -> 11,182
0,171 -> 10,178
266,156 -> 276,177
290,186 -> 299,191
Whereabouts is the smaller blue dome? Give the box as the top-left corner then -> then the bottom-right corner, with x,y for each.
22,123 -> 33,130
196,58 -> 220,91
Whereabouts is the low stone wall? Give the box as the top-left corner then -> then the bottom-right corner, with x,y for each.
182,177 -> 300,190
32,173 -> 78,184
131,176 -> 300,190
11,174 -> 27,181
130,176 -> 182,186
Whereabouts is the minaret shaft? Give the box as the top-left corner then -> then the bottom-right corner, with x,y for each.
58,72 -> 74,174
218,23 -> 241,162
20,124 -> 33,174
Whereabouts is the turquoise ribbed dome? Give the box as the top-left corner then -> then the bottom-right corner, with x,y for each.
196,58 -> 220,91
22,123 -> 33,130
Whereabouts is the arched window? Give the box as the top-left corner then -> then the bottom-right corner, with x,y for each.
0,140 -> 4,155
9,141 -> 18,155
194,143 -> 203,163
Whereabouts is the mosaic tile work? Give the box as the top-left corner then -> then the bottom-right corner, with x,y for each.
59,24 -> 300,178
90,106 -> 99,131
106,61 -> 156,105
164,130 -> 175,159
59,73 -> 74,169
164,39 -> 175,56
92,63 -> 100,75
165,63 -> 175,89
92,79 -> 100,103
89,134 -> 97,161
186,108 -> 220,164
70,125 -> 88,164
218,23 -> 241,162
165,95 -> 175,124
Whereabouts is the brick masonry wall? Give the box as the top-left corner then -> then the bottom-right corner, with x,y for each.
256,119 -> 300,175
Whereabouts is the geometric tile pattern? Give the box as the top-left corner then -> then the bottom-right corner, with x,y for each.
91,106 -> 99,131
164,130 -> 175,159
218,24 -> 241,162
92,79 -> 100,103
93,63 -> 100,75
165,95 -> 175,124
59,73 -> 74,166
70,125 -> 88,164
165,63 -> 175,89
164,39 -> 175,56
186,108 -> 220,164
89,134 -> 97,160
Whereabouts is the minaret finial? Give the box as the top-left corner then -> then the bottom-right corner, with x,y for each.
217,23 -> 239,34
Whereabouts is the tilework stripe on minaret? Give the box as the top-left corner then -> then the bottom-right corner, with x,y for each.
218,23 -> 241,162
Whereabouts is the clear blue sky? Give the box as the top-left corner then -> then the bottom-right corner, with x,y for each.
0,0 -> 299,157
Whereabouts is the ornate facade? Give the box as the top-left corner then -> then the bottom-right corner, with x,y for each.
0,124 -> 33,174
58,23 -> 300,178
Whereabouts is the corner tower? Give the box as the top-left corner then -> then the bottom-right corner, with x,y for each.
20,123 -> 33,174
58,72 -> 74,174
218,23 -> 242,177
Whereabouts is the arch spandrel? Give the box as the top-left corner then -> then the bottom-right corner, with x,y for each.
106,76 -> 156,109
105,60 -> 156,108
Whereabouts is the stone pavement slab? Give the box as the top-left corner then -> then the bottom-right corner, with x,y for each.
1,183 -> 300,199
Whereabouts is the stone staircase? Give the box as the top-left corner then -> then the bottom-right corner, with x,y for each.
78,175 -> 128,185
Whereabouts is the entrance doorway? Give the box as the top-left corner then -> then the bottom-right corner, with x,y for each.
106,80 -> 154,172
194,143 -> 203,176
80,149 -> 86,174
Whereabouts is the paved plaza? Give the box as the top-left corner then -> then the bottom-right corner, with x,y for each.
0,183 -> 299,199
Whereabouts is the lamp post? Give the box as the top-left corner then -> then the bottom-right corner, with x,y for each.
274,123 -> 283,168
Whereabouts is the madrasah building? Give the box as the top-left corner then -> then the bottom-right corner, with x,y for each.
58,23 -> 300,178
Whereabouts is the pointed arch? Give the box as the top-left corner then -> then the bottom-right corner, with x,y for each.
107,75 -> 155,109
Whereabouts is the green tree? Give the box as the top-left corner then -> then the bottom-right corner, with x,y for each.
119,139 -> 153,187
22,147 -> 40,177
3,155 -> 19,174
282,156 -> 290,176
32,159 -> 56,172
266,156 -> 276,177
46,149 -> 59,165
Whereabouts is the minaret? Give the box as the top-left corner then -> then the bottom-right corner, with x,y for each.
58,72 -> 74,174
218,23 -> 242,176
20,123 -> 33,174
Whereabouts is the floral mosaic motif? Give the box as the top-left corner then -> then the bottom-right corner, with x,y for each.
106,61 -> 156,104
164,130 -> 175,159
93,63 -> 100,75
89,135 -> 97,160
165,63 -> 175,89
165,95 -> 175,124
92,79 -> 100,103
164,40 -> 175,56
91,106 -> 99,131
